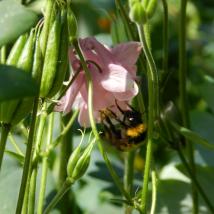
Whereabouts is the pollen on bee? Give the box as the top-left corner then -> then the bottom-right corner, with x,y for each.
126,124 -> 147,137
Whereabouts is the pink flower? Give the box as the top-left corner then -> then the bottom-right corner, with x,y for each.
55,37 -> 142,127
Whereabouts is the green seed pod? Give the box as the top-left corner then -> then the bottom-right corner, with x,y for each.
40,0 -> 55,55
1,31 -> 35,125
71,142 -> 94,180
47,9 -> 69,98
40,12 -> 61,98
67,7 -> 77,42
146,0 -> 158,19
32,31 -> 44,83
67,143 -> 82,178
0,35 -> 27,123
17,31 -> 35,72
129,2 -> 147,24
6,34 -> 28,66
11,97 -> 34,125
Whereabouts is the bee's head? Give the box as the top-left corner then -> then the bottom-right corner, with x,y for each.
123,110 -> 143,127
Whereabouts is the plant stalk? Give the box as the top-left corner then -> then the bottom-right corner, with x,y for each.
136,24 -> 158,214
57,113 -> 73,213
150,169 -> 157,214
37,113 -> 54,214
43,178 -> 73,214
27,105 -> 47,213
160,0 -> 169,90
15,97 -> 40,214
179,0 -> 198,213
124,151 -> 135,214
0,123 -> 11,170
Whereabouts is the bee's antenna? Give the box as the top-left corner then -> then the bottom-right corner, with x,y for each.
115,100 -> 125,114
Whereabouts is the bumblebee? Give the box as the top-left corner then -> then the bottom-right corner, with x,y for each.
100,103 -> 147,151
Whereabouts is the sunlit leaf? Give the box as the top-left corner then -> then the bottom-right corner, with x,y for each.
0,0 -> 38,46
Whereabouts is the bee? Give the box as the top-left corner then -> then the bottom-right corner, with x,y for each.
100,102 -> 147,151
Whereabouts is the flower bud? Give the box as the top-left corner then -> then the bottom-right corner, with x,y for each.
129,2 -> 147,24
67,140 -> 94,181
66,143 -> 82,177
72,142 -> 94,180
146,0 -> 158,19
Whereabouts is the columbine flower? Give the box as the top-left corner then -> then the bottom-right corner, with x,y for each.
55,37 -> 142,127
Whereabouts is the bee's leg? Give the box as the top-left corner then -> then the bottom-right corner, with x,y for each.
115,99 -> 126,114
104,115 -> 121,138
114,100 -> 130,124
106,107 -> 128,128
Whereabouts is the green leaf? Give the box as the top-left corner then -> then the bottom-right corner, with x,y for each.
190,111 -> 214,166
170,121 -> 214,151
0,65 -> 39,101
156,179 -> 192,214
0,0 -> 38,46
176,164 -> 214,207
198,82 -> 214,113
0,158 -> 22,213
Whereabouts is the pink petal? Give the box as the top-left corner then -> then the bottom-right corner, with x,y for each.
113,80 -> 139,101
101,64 -> 136,93
79,37 -> 112,68
55,72 -> 85,114
78,104 -> 90,127
112,42 -> 142,75
112,42 -> 142,64
72,93 -> 85,109
78,104 -> 100,127
79,76 -> 115,111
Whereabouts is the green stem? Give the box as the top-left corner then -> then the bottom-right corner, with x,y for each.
28,105 -> 47,213
124,151 -> 135,214
177,147 -> 214,213
37,113 -> 54,214
43,178 -> 73,214
160,0 -> 169,90
115,0 -> 136,40
48,110 -> 78,151
144,24 -> 151,50
73,39 -> 132,204
150,169 -> 157,214
115,0 -> 147,72
22,179 -> 30,214
136,24 -> 158,213
57,113 -> 73,213
179,0 -> 198,213
15,97 -> 40,214
8,133 -> 24,156
28,169 -> 37,214
20,123 -> 29,140
0,123 -> 11,170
